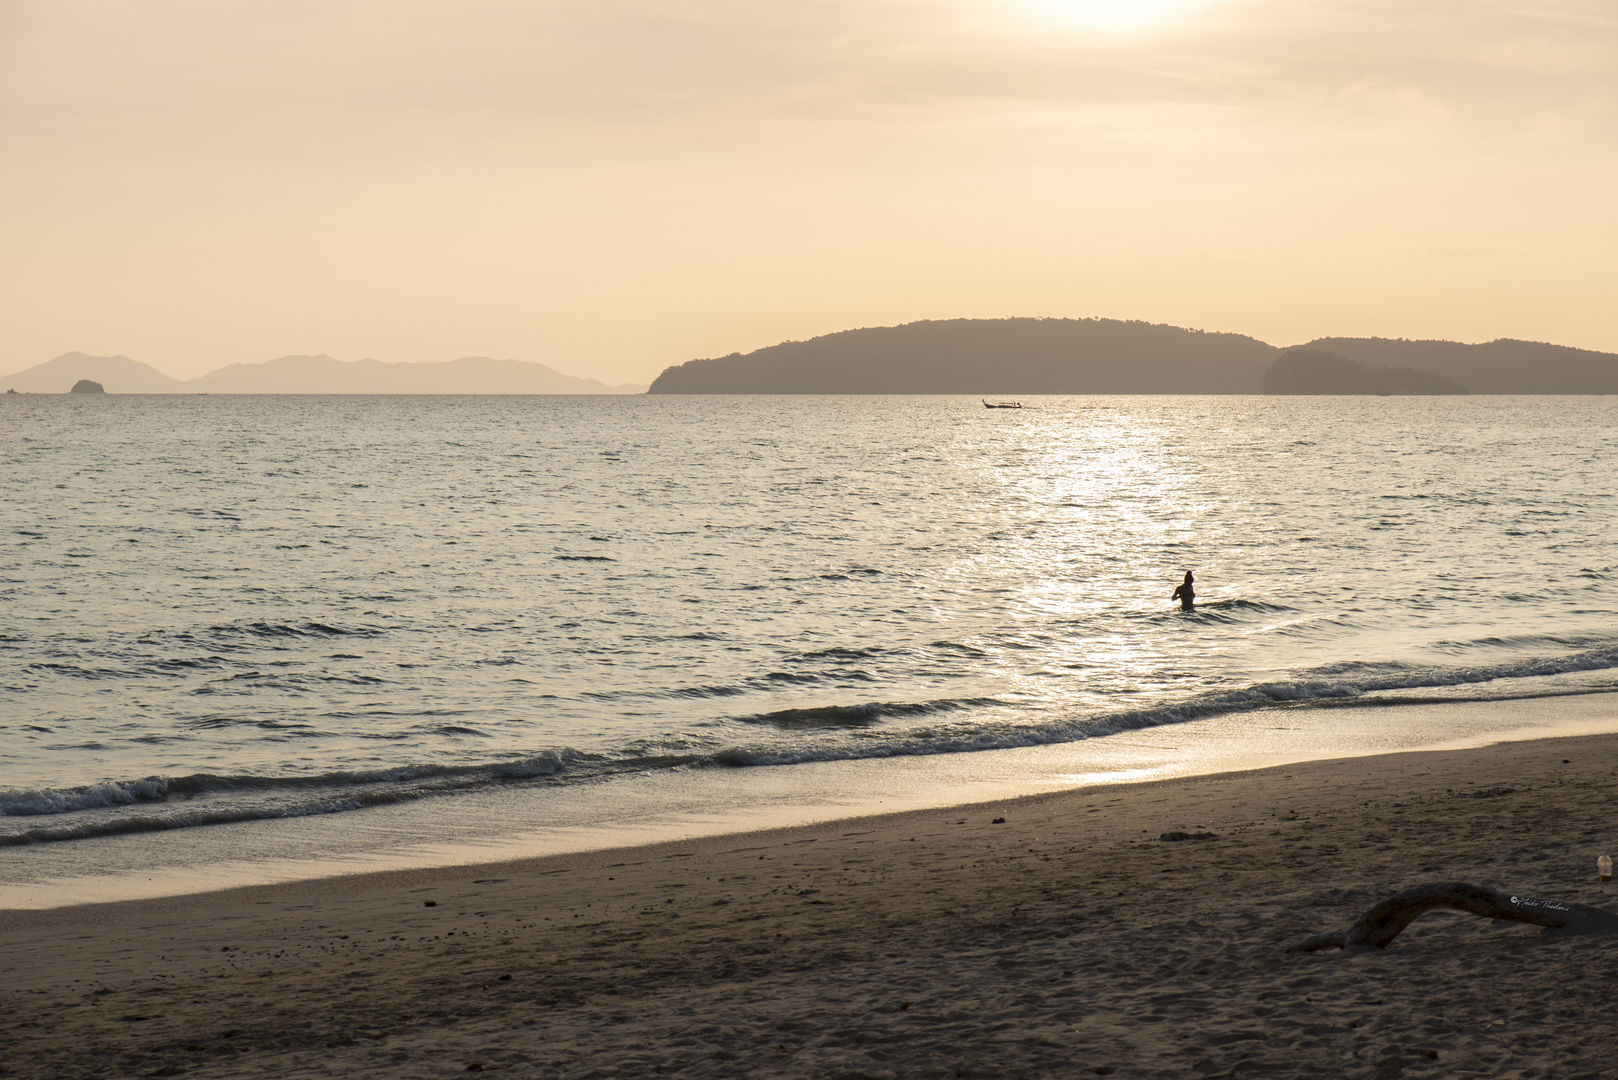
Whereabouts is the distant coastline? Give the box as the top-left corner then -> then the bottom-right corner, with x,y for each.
0,353 -> 647,395
8,319 -> 1618,395
645,317 -> 1618,395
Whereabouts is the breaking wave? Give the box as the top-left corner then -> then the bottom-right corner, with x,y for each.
8,641 -> 1618,846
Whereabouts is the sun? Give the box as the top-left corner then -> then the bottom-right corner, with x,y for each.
1015,0 -> 1205,32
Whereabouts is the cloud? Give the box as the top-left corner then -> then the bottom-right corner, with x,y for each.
6,0 -> 1613,142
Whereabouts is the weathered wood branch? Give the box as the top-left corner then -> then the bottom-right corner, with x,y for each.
1290,882 -> 1618,953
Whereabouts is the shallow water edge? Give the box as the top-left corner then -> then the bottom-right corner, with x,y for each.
5,685 -> 1616,910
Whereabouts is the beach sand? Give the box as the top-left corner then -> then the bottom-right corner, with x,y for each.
4,729 -> 1617,1079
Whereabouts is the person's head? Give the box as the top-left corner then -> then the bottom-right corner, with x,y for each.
1183,570 -> 1194,584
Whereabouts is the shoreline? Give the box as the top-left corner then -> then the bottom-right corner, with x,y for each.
4,725 -> 1617,1077
8,687 -> 1618,911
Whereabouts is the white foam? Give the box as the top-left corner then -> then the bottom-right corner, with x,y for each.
0,777 -> 170,816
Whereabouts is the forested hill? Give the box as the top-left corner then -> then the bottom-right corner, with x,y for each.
647,319 -> 1275,394
1299,337 -> 1618,395
646,318 -> 1618,394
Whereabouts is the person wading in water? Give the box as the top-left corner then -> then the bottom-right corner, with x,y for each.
1172,570 -> 1195,611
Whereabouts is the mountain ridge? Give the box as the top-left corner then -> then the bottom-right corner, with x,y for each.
646,318 -> 1618,394
0,353 -> 646,394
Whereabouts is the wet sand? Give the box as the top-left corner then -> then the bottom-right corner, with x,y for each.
4,729 -> 1617,1079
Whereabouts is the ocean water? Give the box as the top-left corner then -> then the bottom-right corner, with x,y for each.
4,394 -> 1618,889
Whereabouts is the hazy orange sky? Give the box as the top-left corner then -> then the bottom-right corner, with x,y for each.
2,0 -> 1614,385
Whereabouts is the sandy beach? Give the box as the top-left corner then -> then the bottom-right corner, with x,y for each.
5,728 -> 1617,1080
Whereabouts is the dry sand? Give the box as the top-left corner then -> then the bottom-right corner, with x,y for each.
4,730 -> 1617,1080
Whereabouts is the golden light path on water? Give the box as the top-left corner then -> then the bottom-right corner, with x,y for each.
951,406 -> 1202,700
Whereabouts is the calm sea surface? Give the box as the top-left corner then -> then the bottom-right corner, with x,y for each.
4,394 -> 1618,856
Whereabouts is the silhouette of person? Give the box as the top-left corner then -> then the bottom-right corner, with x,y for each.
1172,571 -> 1195,610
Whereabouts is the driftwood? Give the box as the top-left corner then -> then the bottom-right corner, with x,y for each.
1290,882 -> 1618,953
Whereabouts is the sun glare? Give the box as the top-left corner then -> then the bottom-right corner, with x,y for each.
1015,0 -> 1205,33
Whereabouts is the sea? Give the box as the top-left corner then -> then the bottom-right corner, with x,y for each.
4,394 -> 1618,905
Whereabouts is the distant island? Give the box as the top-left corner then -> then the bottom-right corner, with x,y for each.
646,318 -> 1618,394
0,354 -> 646,395
1260,350 -> 1467,395
68,379 -> 106,394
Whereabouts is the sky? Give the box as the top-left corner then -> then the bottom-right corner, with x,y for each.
1,0 -> 1614,386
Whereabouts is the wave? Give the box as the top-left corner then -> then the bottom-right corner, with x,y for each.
1,798 -> 381,846
735,697 -> 1001,729
202,620 -> 383,639
710,643 -> 1618,766
8,642 -> 1618,847
0,778 -> 173,816
1424,632 -> 1606,656
588,664 -> 882,702
1197,599 -> 1297,613
1138,598 -> 1301,625
789,645 -> 892,661
0,753 -> 570,819
24,662 -> 129,680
